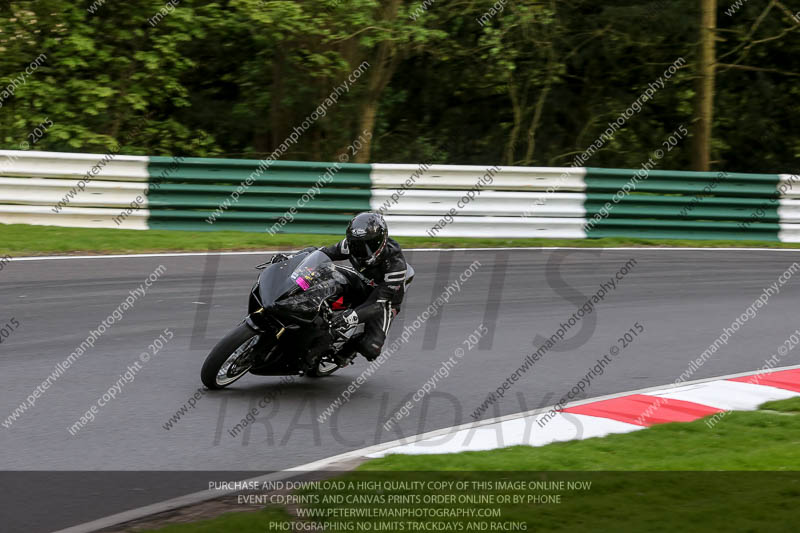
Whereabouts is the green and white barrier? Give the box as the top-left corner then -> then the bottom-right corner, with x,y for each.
0,149 -> 797,241
0,150 -> 150,230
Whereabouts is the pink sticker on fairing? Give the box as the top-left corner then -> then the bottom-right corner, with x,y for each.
296,278 -> 310,291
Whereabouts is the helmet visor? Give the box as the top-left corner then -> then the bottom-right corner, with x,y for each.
349,236 -> 384,261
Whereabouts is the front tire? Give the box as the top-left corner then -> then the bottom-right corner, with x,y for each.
201,323 -> 261,389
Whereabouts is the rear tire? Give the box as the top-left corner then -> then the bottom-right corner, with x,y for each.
201,322 -> 260,389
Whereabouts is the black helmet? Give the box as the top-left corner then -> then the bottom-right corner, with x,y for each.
346,212 -> 388,267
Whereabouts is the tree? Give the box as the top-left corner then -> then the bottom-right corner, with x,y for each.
692,0 -> 717,171
1,0 -> 798,172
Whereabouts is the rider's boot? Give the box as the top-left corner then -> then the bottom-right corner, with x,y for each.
333,337 -> 359,367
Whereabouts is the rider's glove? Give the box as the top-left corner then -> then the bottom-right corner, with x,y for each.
331,309 -> 359,333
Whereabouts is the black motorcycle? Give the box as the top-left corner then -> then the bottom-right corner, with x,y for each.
201,249 -> 413,389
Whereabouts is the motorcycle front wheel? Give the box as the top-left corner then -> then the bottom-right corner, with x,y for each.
201,322 -> 261,389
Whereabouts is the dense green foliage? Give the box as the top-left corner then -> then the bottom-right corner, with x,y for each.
1,0 -> 798,172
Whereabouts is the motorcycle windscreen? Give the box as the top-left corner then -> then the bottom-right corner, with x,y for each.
261,251 -> 345,322
257,253 -> 310,307
272,275 -> 341,323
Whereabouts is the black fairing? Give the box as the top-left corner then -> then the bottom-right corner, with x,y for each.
255,251 -> 348,324
257,253 -> 308,306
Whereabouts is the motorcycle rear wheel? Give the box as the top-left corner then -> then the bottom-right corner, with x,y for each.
201,322 -> 261,389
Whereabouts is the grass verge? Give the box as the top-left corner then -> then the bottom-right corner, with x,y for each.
144,398 -> 800,532
360,400 -> 799,471
3,223 -> 800,256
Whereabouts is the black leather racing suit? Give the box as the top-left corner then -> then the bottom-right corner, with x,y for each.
319,237 -> 407,359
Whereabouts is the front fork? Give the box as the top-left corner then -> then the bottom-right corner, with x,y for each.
242,308 -> 287,367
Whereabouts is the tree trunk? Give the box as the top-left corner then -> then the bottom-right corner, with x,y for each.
354,0 -> 401,163
354,55 -> 396,163
522,82 -> 551,166
355,97 -> 379,162
265,49 -> 286,154
523,46 -> 556,165
692,0 -> 717,171
506,80 -> 522,165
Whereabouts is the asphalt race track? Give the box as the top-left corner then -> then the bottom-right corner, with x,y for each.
2,248 -> 800,532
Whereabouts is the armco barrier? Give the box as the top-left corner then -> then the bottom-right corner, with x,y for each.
370,163 -> 793,241
146,157 -> 371,233
368,164 -> 586,191
0,150 -> 149,182
0,150 -> 798,241
0,150 -> 150,230
581,168 -> 784,241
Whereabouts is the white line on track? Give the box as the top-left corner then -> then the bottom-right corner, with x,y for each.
11,246 -> 800,261
53,363 -> 800,533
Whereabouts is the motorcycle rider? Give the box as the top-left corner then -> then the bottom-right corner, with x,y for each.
320,212 -> 408,362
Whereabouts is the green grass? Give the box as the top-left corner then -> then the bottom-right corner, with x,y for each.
3,223 -> 800,256
760,397 -> 800,413
362,401 -> 799,471
143,399 -> 800,533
